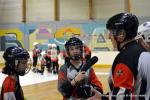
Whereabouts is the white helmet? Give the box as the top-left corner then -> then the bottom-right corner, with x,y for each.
48,43 -> 52,47
52,43 -> 57,48
137,21 -> 150,42
33,42 -> 38,46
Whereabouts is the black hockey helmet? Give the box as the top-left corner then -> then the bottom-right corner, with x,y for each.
2,46 -> 31,76
106,13 -> 139,40
65,37 -> 83,60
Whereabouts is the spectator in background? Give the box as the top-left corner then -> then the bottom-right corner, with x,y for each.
83,43 -> 91,62
51,43 -> 59,74
32,42 -> 42,73
38,44 -> 52,74
40,43 -> 52,74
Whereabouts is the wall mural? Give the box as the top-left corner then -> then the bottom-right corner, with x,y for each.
0,21 -> 113,51
0,26 -> 24,51
54,27 -> 83,44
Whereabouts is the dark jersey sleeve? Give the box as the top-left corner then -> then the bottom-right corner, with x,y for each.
57,65 -> 73,98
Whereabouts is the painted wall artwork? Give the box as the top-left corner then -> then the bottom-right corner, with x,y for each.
0,21 -> 113,51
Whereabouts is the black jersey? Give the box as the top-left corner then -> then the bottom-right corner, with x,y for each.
109,40 -> 150,100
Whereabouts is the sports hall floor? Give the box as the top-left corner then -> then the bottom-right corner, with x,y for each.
0,67 -> 110,100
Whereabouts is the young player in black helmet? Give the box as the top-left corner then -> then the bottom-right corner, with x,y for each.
106,13 -> 150,100
0,46 -> 31,100
57,37 -> 104,100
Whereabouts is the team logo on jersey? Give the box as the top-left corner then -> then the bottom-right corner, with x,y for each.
116,69 -> 123,76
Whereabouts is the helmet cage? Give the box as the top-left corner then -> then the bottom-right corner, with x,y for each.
15,58 -> 31,76
2,46 -> 31,76
140,29 -> 150,42
65,37 -> 83,60
138,21 -> 150,43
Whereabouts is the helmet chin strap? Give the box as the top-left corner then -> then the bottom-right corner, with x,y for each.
114,38 -> 124,51
67,47 -> 83,61
115,36 -> 136,51
114,30 -> 126,51
116,42 -> 121,51
116,39 -> 127,51
14,59 -> 30,76
15,62 -> 25,76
